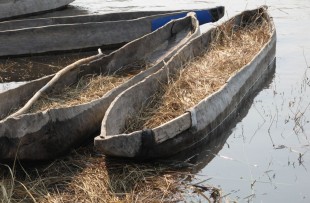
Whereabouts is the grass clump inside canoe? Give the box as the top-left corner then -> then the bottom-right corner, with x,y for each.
27,61 -> 150,113
124,12 -> 272,133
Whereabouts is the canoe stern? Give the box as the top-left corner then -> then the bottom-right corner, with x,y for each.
94,132 -> 142,158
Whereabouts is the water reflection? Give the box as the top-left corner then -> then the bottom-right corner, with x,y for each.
63,1 -> 308,201
24,5 -> 91,19
0,0 -> 309,202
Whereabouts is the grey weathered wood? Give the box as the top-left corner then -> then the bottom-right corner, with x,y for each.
0,7 -> 224,57
95,6 -> 277,159
0,14 -> 200,160
0,10 -> 191,30
8,54 -> 103,118
0,0 -> 74,21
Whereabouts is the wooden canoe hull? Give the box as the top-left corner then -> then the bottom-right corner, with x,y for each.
0,14 -> 201,160
0,0 -> 74,21
167,60 -> 275,172
95,7 -> 277,158
0,7 -> 224,57
0,7 -> 224,30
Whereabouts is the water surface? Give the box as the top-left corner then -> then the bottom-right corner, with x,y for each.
68,1 -> 309,202
1,0 -> 310,202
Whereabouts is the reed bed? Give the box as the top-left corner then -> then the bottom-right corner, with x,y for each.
125,13 -> 272,132
0,13 -> 271,203
0,146 -> 197,203
28,61 -> 149,113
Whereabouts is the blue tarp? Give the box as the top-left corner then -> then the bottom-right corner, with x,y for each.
151,10 -> 213,31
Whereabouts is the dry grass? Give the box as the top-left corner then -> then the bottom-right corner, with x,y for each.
0,12 -> 271,203
125,12 -> 272,132
0,146 -> 195,203
29,75 -> 128,113
0,52 -> 96,83
28,61 -> 149,113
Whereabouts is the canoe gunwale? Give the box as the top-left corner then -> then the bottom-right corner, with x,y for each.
0,8 -> 222,31
96,6 -> 277,158
0,14 -> 200,160
0,14 -> 198,120
0,7 -> 224,57
0,11 -> 190,32
0,11 -> 170,26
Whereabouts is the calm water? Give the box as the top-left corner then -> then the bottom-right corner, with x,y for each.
67,1 -> 310,202
2,0 -> 310,202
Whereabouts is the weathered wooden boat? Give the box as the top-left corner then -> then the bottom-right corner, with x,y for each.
0,7 -> 224,57
168,62 -> 276,171
0,13 -> 201,160
95,6 -> 277,158
0,0 -> 75,21
0,7 -> 224,30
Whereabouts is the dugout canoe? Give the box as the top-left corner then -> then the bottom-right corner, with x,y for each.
0,7 -> 224,57
95,6 -> 277,159
0,13 -> 201,160
0,0 -> 74,21
0,7 -> 224,30
168,63 -> 275,171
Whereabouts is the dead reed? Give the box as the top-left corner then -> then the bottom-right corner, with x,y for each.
125,13 -> 272,132
28,61 -> 149,113
0,12 -> 271,203
0,146 -> 193,203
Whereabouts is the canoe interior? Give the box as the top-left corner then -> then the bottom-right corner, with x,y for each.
0,50 -> 102,83
95,6 -> 277,158
0,14 -> 197,119
0,14 -> 200,160
167,59 -> 275,171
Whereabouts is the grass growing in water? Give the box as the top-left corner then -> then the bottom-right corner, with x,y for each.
0,11 -> 272,203
0,146 -> 194,202
124,13 -> 272,132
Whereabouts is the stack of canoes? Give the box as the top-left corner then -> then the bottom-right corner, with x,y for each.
0,6 -> 276,161
0,7 -> 224,160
